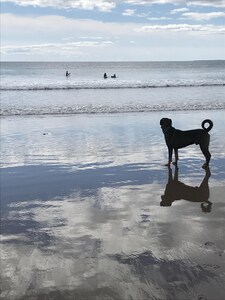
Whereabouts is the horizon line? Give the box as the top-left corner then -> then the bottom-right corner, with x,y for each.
1,59 -> 225,63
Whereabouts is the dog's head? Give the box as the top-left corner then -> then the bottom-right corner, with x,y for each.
160,195 -> 172,206
160,118 -> 172,130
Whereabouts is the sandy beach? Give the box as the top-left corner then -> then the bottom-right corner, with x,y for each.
1,110 -> 225,300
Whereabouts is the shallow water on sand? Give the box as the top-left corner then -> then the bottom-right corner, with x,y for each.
1,111 -> 225,300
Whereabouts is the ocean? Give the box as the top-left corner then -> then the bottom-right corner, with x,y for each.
1,60 -> 225,116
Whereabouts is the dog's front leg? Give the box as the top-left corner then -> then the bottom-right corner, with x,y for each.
165,147 -> 173,166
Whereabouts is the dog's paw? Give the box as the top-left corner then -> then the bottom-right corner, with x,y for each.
202,163 -> 209,169
164,163 -> 171,167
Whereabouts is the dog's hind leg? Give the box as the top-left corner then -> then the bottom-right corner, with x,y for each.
173,148 -> 179,166
200,143 -> 211,169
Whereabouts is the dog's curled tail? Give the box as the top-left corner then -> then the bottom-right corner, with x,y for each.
202,119 -> 213,132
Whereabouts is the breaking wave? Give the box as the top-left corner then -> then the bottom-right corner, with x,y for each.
1,102 -> 225,117
1,81 -> 224,91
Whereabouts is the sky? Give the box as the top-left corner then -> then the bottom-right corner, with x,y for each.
1,0 -> 225,61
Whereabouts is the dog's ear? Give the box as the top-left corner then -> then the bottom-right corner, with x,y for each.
160,118 -> 165,125
168,118 -> 172,126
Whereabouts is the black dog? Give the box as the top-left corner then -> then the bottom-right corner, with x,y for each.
160,118 -> 213,168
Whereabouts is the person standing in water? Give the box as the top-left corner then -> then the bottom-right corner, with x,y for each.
66,71 -> 70,77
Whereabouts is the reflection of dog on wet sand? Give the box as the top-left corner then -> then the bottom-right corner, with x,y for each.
160,118 -> 213,169
160,167 -> 212,213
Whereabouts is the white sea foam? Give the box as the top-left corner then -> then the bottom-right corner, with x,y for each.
1,101 -> 225,116
1,80 -> 224,91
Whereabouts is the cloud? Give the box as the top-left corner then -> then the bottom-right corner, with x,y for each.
182,11 -> 225,20
136,24 -> 225,35
1,0 -> 116,12
122,9 -> 136,16
1,13 -> 136,38
2,13 -> 225,44
171,8 -> 190,14
80,36 -> 104,39
125,0 -> 225,7
187,0 -> 225,7
2,0 -> 225,10
147,17 -> 172,20
1,13 -> 224,60
0,41 -> 115,56
2,13 -> 224,49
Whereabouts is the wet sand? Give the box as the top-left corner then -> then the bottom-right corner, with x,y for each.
1,111 -> 225,300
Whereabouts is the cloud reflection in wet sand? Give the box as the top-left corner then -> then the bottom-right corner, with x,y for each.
1,162 -> 225,300
1,111 -> 225,299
